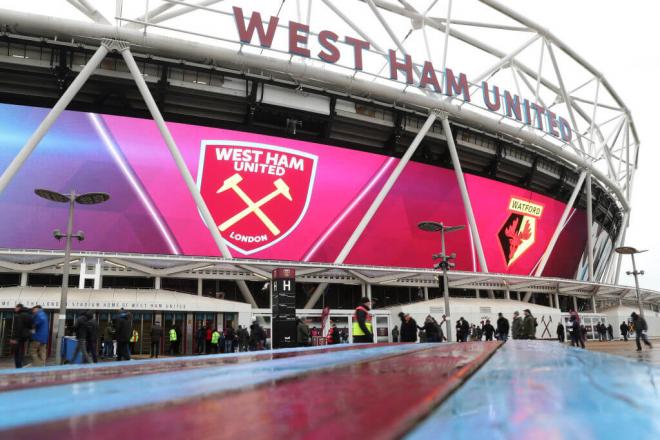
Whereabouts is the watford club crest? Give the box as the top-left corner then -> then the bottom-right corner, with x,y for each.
497,198 -> 544,266
197,141 -> 318,254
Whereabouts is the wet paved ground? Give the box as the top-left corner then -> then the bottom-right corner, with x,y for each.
407,341 -> 660,439
0,341 -> 658,439
585,339 -> 660,365
0,343 -> 499,439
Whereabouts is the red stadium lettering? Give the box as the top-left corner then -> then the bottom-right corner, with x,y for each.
233,7 -> 279,48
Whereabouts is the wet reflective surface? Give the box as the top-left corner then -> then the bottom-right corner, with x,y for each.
407,341 -> 660,440
0,344 -> 371,391
1,342 -> 499,439
585,339 -> 660,366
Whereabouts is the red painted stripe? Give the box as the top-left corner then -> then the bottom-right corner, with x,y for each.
0,344 -> 373,392
5,342 -> 500,439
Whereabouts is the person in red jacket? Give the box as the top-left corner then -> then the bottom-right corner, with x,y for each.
205,324 -> 213,354
327,322 -> 340,345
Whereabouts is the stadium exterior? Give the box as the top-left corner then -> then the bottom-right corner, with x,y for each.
0,1 -> 657,352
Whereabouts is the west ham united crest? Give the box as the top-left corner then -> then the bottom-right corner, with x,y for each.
497,198 -> 544,266
197,140 -> 318,254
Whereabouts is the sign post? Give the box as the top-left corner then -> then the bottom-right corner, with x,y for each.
272,268 -> 297,348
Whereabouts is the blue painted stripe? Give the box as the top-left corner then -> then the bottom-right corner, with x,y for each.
406,341 -> 660,439
0,343 -> 347,376
0,343 -> 428,431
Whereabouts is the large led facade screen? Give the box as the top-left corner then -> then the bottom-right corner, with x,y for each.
0,103 -> 587,277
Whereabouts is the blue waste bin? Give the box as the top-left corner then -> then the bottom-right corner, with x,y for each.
60,336 -> 83,364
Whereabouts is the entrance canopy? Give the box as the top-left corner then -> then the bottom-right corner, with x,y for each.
0,286 -> 251,313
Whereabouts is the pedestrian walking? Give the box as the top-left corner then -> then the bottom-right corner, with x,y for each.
398,312 -> 418,343
115,312 -> 132,361
460,318 -> 470,342
327,322 -> 340,345
250,320 -> 266,350
620,321 -> 629,341
631,312 -> 653,351
483,320 -> 495,341
391,325 -> 399,343
607,324 -> 614,341
225,326 -> 236,353
205,325 -> 213,354
557,322 -> 565,343
569,315 -> 584,348
103,321 -> 115,358
71,312 -> 92,364
421,316 -> 440,342
496,313 -> 510,341
352,297 -> 374,343
30,305 -> 49,367
522,309 -> 536,339
85,311 -> 99,363
168,326 -> 178,355
151,321 -> 163,358
511,311 -> 523,340
10,304 -> 33,368
129,328 -> 140,355
211,328 -> 221,354
195,324 -> 205,354
238,325 -> 249,352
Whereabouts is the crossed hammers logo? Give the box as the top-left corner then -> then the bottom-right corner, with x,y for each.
217,173 -> 292,235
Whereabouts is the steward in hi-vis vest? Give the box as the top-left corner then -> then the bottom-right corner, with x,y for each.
169,328 -> 177,342
211,330 -> 220,345
352,296 -> 373,343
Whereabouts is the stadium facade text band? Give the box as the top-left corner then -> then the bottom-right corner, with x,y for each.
233,7 -> 573,143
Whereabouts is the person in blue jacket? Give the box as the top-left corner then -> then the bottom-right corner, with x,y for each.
30,305 -> 49,367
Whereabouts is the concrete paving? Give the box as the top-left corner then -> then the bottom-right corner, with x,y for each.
585,338 -> 660,366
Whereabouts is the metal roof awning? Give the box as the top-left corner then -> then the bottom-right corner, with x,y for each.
0,287 -> 252,313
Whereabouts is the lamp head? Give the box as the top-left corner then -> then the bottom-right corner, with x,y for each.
53,229 -> 63,240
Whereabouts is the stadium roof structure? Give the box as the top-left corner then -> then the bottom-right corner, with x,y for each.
0,1 -> 638,210
0,0 -> 643,307
0,248 -> 658,308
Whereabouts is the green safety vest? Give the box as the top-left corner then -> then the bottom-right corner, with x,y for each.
169,329 -> 177,342
211,331 -> 220,344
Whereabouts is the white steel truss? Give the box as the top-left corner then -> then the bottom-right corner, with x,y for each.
0,0 -> 641,291
0,248 -> 657,307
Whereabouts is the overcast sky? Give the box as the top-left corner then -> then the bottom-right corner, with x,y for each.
0,0 -> 657,289
502,1 -> 660,289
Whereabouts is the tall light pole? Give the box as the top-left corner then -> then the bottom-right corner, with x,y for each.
35,189 -> 110,364
615,246 -> 647,319
418,221 -> 465,342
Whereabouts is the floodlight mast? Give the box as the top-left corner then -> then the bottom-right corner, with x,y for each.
418,221 -> 465,342
615,246 -> 647,319
35,189 -> 109,364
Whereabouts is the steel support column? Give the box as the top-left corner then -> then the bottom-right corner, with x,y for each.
440,116 -> 491,295
609,211 -> 629,284
304,112 -> 437,308
0,44 -> 109,195
535,170 -> 587,277
119,45 -> 258,309
585,173 -> 594,281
